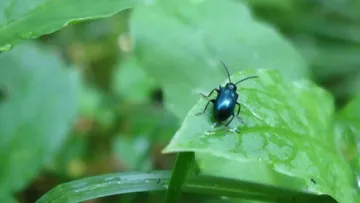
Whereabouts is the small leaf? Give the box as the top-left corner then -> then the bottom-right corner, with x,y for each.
163,69 -> 358,203
0,0 -> 146,49
79,85 -> 102,120
112,135 -> 152,171
335,95 -> 360,178
130,0 -> 309,119
0,42 -> 79,198
112,57 -> 157,104
121,103 -> 179,144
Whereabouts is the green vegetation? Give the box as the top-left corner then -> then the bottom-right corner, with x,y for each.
0,0 -> 359,203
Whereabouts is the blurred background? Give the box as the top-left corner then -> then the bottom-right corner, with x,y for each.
1,0 -> 360,202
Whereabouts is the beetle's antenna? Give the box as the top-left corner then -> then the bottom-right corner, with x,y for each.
220,60 -> 232,83
235,76 -> 259,85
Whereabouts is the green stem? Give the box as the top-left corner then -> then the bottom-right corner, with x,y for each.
163,152 -> 195,203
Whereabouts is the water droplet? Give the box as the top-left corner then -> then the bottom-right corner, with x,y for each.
104,177 -> 115,181
71,181 -> 88,189
204,130 -> 216,136
211,122 -> 218,128
227,127 -> 240,133
0,44 -> 13,52
20,32 -> 35,39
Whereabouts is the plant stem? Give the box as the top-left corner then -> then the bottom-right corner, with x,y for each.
163,152 -> 195,203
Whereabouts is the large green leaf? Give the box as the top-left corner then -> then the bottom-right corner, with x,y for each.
163,69 -> 358,203
130,0 -> 309,119
196,153 -> 307,192
195,152 -> 309,203
0,43 -> 79,198
112,135 -> 152,171
0,0 -> 145,51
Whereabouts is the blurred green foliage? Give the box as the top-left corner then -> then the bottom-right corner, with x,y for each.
0,0 -> 360,202
0,43 -> 79,201
130,0 -> 309,119
0,0 -> 145,48
243,0 -> 360,106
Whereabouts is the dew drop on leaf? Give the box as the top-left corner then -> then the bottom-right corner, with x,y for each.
0,44 -> 13,52
20,32 -> 35,40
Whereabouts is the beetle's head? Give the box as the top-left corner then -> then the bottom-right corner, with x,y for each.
226,83 -> 237,91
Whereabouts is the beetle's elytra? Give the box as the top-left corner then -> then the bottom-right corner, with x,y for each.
196,61 -> 258,126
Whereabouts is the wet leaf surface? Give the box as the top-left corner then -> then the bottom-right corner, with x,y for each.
163,69 -> 358,203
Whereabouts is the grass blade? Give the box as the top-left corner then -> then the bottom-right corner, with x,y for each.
183,175 -> 337,203
36,170 -> 336,203
36,171 -> 171,203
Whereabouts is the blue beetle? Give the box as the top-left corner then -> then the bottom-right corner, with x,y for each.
196,61 -> 258,126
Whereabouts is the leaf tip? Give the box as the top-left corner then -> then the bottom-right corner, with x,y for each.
161,146 -> 172,154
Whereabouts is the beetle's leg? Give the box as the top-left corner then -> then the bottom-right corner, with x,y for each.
235,102 -> 241,116
235,102 -> 245,124
225,113 -> 235,126
199,88 -> 219,98
196,99 -> 215,116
